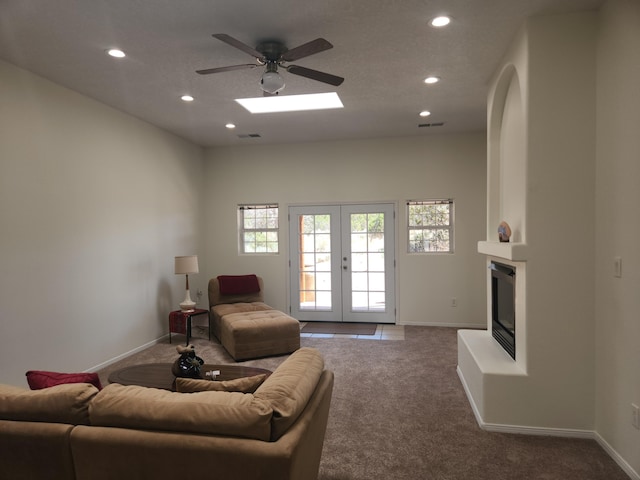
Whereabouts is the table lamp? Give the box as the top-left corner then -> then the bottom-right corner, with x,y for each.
174,255 -> 199,312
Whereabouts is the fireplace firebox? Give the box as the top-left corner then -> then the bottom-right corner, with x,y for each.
490,262 -> 516,359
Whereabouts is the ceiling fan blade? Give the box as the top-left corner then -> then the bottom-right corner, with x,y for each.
286,65 -> 344,86
212,33 -> 264,60
280,38 -> 333,62
196,64 -> 258,75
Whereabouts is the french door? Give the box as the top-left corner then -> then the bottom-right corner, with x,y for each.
289,204 -> 395,323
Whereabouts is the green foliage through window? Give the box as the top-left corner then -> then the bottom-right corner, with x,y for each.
239,204 -> 279,254
407,200 -> 453,253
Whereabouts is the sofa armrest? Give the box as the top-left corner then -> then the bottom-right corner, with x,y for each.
0,420 -> 77,480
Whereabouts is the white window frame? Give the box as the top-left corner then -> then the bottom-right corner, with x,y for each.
407,199 -> 454,253
238,204 -> 279,254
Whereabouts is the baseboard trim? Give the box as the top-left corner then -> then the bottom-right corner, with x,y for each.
594,432 -> 640,480
457,366 -> 638,479
456,365 -> 484,427
403,321 -> 485,328
85,334 -> 169,373
479,421 -> 594,438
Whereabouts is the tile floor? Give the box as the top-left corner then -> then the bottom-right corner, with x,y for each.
299,323 -> 405,341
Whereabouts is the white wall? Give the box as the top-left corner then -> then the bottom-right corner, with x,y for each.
461,11 -> 598,430
0,59 -> 204,387
523,10 -> 597,428
595,0 -> 640,475
203,134 -> 487,327
460,3 -> 640,476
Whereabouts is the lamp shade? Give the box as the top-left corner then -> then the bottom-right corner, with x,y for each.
174,255 -> 199,275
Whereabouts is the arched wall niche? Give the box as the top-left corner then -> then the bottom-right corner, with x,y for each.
487,63 -> 527,243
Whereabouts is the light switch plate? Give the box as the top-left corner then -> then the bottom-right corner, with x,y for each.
613,257 -> 622,278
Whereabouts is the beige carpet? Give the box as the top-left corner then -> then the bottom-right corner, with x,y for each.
98,326 -> 628,480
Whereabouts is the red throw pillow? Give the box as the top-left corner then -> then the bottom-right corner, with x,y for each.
217,274 -> 261,295
26,370 -> 103,390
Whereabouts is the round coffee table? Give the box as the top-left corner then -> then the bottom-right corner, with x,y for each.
108,363 -> 271,391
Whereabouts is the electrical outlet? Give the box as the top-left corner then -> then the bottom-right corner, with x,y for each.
614,257 -> 622,278
633,404 -> 639,429
451,298 -> 457,307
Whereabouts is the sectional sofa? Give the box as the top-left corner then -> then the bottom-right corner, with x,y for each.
0,347 -> 334,480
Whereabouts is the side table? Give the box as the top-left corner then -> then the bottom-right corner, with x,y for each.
169,309 -> 209,345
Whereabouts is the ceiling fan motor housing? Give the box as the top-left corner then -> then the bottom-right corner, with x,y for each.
256,41 -> 288,62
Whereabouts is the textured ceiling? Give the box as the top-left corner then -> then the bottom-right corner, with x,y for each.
0,0 -> 603,147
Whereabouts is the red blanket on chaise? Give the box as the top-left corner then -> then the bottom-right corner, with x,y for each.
217,274 -> 261,295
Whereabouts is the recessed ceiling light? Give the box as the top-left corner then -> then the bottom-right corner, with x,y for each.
235,92 -> 344,114
424,76 -> 440,84
430,16 -> 451,27
225,123 -> 236,129
107,49 -> 126,58
181,95 -> 194,102
420,111 -> 432,117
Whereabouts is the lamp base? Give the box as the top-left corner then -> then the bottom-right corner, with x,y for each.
179,302 -> 196,313
180,290 -> 196,312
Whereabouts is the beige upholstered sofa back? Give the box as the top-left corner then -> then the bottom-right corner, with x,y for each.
208,276 -> 265,308
0,348 -> 333,480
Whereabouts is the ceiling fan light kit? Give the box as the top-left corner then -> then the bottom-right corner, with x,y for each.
196,34 -> 344,95
260,67 -> 285,95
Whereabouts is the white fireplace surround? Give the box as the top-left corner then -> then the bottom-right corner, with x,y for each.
458,11 -> 598,440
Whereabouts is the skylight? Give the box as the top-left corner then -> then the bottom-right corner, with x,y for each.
235,92 -> 344,114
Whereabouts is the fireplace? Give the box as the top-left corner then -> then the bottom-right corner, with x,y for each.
490,262 -> 516,359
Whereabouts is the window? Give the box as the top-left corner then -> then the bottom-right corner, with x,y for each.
407,199 -> 454,253
238,204 -> 279,254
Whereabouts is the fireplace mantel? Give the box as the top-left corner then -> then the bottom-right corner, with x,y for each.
477,241 -> 528,261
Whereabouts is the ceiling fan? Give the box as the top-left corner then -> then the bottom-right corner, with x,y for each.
196,34 -> 344,95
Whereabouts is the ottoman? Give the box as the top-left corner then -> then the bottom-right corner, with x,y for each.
220,310 -> 301,361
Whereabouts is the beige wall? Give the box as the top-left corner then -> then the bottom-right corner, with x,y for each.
203,134 -> 487,326
0,57 -> 487,390
595,0 -> 640,475
0,59 -> 204,387
0,1 -> 637,474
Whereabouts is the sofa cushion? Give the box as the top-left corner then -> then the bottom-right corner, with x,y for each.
211,302 -> 272,320
254,347 -> 324,440
26,370 -> 103,390
175,374 -> 268,393
0,382 -> 98,425
220,310 -> 301,361
89,383 -> 273,441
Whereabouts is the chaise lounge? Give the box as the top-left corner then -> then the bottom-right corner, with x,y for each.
208,275 -> 301,361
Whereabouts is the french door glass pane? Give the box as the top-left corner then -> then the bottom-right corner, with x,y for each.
298,214 -> 332,311
350,212 -> 386,312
